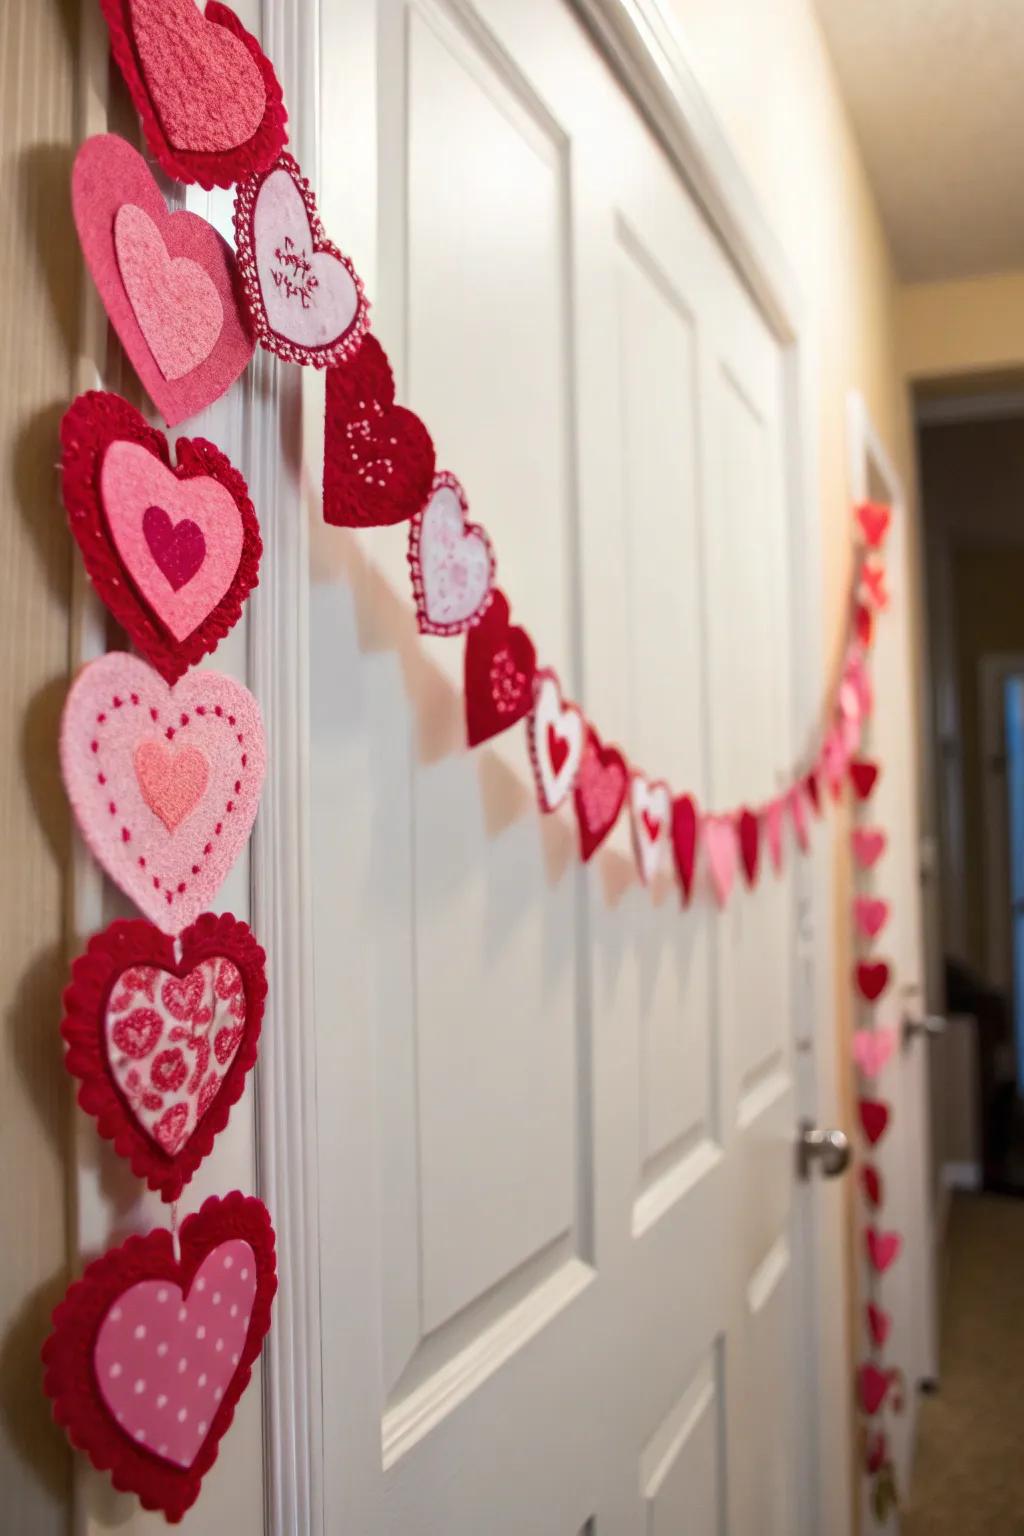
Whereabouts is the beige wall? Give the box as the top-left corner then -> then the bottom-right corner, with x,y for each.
899,270 -> 1024,382
0,0 -> 79,1530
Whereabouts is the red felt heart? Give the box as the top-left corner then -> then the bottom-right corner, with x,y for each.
850,759 -> 880,800
738,807 -> 760,887
860,1163 -> 883,1208
867,1302 -> 892,1347
856,960 -> 891,1003
854,897 -> 890,940
42,1192 -> 276,1522
672,794 -> 699,903
72,137 -> 256,427
574,727 -> 628,863
861,563 -> 889,611
804,770 -> 821,816
859,1362 -> 890,1416
323,336 -> 436,528
99,0 -> 287,189
865,1430 -> 888,1475
548,725 -> 570,776
62,914 -> 266,1201
859,1098 -> 890,1146
61,392 -> 261,685
855,501 -> 892,550
463,591 -> 536,748
866,1227 -> 902,1273
855,603 -> 874,648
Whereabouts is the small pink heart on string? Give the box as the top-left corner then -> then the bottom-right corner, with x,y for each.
704,817 -> 736,907
852,828 -> 887,869
765,798 -> 784,873
854,896 -> 890,939
866,1227 -> 902,1272
853,1027 -> 897,1079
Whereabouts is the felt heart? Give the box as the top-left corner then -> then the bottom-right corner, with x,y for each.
859,1363 -> 890,1416
704,817 -> 737,908
629,776 -> 671,886
861,563 -> 889,611
822,728 -> 848,802
99,0 -> 286,189
867,1303 -> 892,1348
60,652 -> 266,934
42,1192 -> 275,1522
63,914 -> 266,1200
671,794 -> 699,903
789,784 -> 810,852
855,603 -> 874,648
463,591 -> 536,749
860,1164 -> 883,1208
574,728 -> 628,863
323,335 -> 436,528
234,153 -> 368,367
115,204 -> 224,383
865,1430 -> 888,1476
852,827 -> 887,869
528,670 -> 583,813
135,742 -> 211,831
859,1098 -> 890,1146
854,896 -> 890,940
866,1227 -> 902,1273
143,506 -> 207,591
853,1027 -> 897,1079
804,770 -> 821,816
408,472 -> 495,636
856,501 -> 892,550
72,137 -> 255,426
61,392 -> 261,684
856,960 -> 891,1003
850,759 -> 880,800
737,808 -> 760,887
764,798 -> 784,873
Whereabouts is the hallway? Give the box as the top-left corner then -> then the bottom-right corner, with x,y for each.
904,1195 -> 1024,1534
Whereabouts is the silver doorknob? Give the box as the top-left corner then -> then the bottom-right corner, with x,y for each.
903,1013 -> 946,1046
797,1121 -> 851,1180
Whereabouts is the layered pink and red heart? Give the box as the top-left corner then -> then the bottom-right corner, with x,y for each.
42,1192 -> 276,1523
99,0 -> 287,189
63,913 -> 266,1200
61,392 -> 261,684
408,472 -> 496,637
528,670 -> 584,813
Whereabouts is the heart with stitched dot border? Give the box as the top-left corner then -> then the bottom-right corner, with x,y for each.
62,913 -> 266,1201
42,1192 -> 276,1523
60,652 -> 266,934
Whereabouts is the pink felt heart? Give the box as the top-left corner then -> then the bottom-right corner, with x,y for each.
409,473 -> 495,636
528,670 -> 584,813
859,1362 -> 890,1416
129,0 -> 267,154
115,204 -> 224,381
100,439 -> 245,645
630,776 -> 671,886
853,1027 -> 897,1079
234,154 -> 368,368
105,955 -> 247,1157
94,1236 -> 257,1468
866,1227 -> 902,1273
704,817 -> 736,907
765,798 -> 784,873
73,136 -> 254,426
135,742 -> 211,832
60,653 -> 266,933
854,896 -> 890,940
852,827 -> 887,869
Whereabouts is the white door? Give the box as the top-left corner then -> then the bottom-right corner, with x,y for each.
309,4 -> 834,1532
847,398 -> 937,1530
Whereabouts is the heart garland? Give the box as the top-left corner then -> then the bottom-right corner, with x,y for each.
60,652 -> 266,933
42,1192 -> 276,1522
72,136 -> 255,426
61,392 -> 262,684
233,153 -> 369,368
62,913 -> 266,1200
98,0 -> 287,189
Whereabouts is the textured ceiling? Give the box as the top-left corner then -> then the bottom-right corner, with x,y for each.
814,0 -> 1024,281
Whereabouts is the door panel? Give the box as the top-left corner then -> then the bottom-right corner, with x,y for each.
313,2 -> 817,1532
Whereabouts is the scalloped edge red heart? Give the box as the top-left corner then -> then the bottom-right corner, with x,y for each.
99,0 -> 287,190
62,913 -> 266,1201
61,391 -> 261,685
42,1192 -> 275,1523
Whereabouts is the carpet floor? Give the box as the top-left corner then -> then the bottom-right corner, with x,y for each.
903,1193 -> 1024,1535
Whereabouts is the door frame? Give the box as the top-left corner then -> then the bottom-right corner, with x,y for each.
68,2 -> 841,1533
